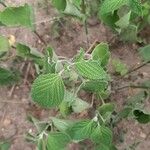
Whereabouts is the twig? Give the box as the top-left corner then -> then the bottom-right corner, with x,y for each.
127,61 -> 150,75
86,39 -> 99,54
115,84 -> 150,91
9,85 -> 16,97
34,31 -> 47,46
24,62 -> 31,84
90,94 -> 95,107
0,100 -> 28,104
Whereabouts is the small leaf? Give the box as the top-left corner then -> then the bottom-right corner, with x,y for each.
0,67 -> 20,86
67,120 -> 97,141
112,59 -> 128,76
59,100 -> 72,117
120,25 -> 138,42
133,109 -> 150,124
31,73 -> 65,108
91,125 -> 113,146
82,80 -> 108,92
51,117 -> 74,132
92,43 -> 110,67
27,115 -> 48,133
98,103 -> 115,118
117,107 -> 133,119
75,60 -> 108,80
100,0 -> 128,15
0,4 -> 35,30
63,91 -> 90,113
51,0 -> 66,11
16,43 -> 44,66
115,11 -> 131,29
47,132 -> 70,150
138,44 -> 150,62
0,140 -> 11,150
0,35 -> 10,52
64,0 -> 84,19
72,97 -> 90,113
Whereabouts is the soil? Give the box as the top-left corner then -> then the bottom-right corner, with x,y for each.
0,0 -> 150,150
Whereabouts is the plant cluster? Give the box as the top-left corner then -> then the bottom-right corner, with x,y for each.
0,0 -> 150,150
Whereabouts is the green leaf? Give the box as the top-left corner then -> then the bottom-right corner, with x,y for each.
63,91 -> 90,113
138,44 -> 150,62
82,80 -> 108,92
99,11 -> 119,29
120,25 -> 138,42
51,0 -> 66,11
129,0 -> 142,15
98,103 -> 115,119
117,107 -> 133,119
63,0 -> 84,19
16,43 -> 43,66
0,141 -> 11,150
133,109 -> 150,124
51,117 -> 74,132
112,59 -> 128,76
100,0 -> 128,15
92,43 -> 110,67
47,132 -> 70,150
0,35 -> 10,52
0,4 -> 35,30
27,115 -> 48,133
95,143 -> 110,150
75,60 -> 108,80
59,100 -> 72,117
72,97 -> 90,113
31,73 -> 65,108
67,120 -> 97,141
0,67 -> 20,86
91,125 -> 113,146
115,11 -> 131,28
37,139 -> 47,150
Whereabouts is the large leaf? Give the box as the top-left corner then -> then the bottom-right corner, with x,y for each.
92,43 -> 110,67
0,67 -> 20,85
100,0 -> 128,15
31,74 -> 65,108
0,35 -> 10,52
67,120 -> 97,141
138,44 -> 150,62
91,125 -> 113,146
47,132 -> 70,150
0,4 -> 34,30
75,60 -> 108,80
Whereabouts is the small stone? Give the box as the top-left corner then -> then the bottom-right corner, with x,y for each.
3,118 -> 11,126
140,132 -> 146,138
